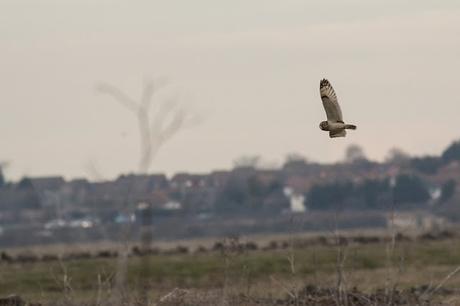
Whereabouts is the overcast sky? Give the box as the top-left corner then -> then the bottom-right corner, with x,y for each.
1,0 -> 460,180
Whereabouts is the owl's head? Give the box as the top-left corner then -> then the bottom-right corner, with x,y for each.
319,121 -> 329,131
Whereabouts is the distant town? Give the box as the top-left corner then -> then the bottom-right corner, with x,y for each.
1,141 -> 459,247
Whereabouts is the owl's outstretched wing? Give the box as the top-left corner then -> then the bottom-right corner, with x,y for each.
320,79 -> 343,122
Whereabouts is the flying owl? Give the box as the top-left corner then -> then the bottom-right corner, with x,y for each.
319,79 -> 356,138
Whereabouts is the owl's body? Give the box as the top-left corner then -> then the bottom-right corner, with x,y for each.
319,79 -> 356,138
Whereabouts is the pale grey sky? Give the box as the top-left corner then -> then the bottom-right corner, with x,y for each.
1,0 -> 460,180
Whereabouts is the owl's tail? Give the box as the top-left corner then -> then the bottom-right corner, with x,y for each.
345,124 -> 357,130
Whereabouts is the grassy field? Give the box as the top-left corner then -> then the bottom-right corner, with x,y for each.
1,233 -> 460,305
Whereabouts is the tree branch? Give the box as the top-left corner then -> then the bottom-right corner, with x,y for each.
96,83 -> 138,113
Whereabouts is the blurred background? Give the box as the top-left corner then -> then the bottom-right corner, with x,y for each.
1,0 -> 460,245
2,0 -> 460,180
1,1 -> 460,304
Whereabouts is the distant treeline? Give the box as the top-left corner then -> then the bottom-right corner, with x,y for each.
305,140 -> 460,211
410,139 -> 460,174
0,140 -> 460,217
307,175 -> 455,211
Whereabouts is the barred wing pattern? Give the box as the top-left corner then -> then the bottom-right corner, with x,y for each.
320,79 -> 343,122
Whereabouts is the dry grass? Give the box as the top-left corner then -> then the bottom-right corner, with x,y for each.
1,233 -> 460,305
3,228 -> 395,256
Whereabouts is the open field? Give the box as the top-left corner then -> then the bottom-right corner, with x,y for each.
1,231 -> 460,305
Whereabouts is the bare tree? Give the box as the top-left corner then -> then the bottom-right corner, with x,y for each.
285,153 -> 307,164
0,161 -> 10,171
95,78 -> 198,303
344,144 -> 367,164
233,155 -> 261,169
96,78 -> 196,173
385,147 -> 410,165
83,159 -> 105,182
0,161 -> 10,187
